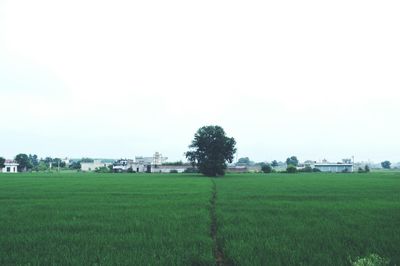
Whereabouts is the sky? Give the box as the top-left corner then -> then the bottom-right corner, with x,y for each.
0,0 -> 399,163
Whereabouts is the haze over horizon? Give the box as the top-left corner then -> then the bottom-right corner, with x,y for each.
1,0 -> 399,163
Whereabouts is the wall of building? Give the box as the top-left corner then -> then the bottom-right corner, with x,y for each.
315,164 -> 353,172
1,164 -> 18,173
81,161 -> 111,171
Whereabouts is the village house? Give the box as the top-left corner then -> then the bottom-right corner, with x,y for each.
81,160 -> 112,172
1,160 -> 19,173
314,159 -> 354,172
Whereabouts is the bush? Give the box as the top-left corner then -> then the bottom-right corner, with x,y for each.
298,166 -> 313,173
313,168 -> 321,172
95,166 -> 111,173
350,253 -> 389,266
286,165 -> 297,173
364,165 -> 370,173
261,164 -> 272,173
127,167 -> 136,173
170,170 -> 178,173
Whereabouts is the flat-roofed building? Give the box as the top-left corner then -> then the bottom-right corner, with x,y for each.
314,162 -> 353,172
1,160 -> 19,173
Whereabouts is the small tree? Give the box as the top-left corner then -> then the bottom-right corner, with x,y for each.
186,125 -> 236,177
237,157 -> 252,166
261,164 -> 272,173
287,165 -> 297,173
286,156 -> 299,167
364,165 -> 370,173
0,157 -> 5,170
381,161 -> 391,169
271,160 -> 279,167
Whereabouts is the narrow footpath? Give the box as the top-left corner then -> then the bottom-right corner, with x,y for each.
210,179 -> 226,266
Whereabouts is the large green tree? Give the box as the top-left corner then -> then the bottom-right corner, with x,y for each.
15,154 -> 32,172
186,125 -> 236,177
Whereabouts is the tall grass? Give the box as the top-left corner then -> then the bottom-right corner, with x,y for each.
215,172 -> 400,265
1,172 -> 399,265
0,173 -> 213,265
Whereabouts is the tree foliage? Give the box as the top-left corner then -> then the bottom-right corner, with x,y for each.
0,157 -> 5,169
15,154 -> 32,172
381,161 -> 391,169
286,165 -> 297,173
286,156 -> 299,167
261,163 -> 272,173
271,160 -> 279,167
186,126 -> 236,177
237,157 -> 253,166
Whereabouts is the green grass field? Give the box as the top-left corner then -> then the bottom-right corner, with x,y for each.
1,172 -> 399,265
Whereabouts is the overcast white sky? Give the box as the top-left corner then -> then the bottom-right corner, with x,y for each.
0,0 -> 399,163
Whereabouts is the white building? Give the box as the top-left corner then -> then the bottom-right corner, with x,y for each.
135,152 -> 168,166
112,159 -> 148,173
1,160 -> 19,173
81,160 -> 111,172
314,160 -> 354,173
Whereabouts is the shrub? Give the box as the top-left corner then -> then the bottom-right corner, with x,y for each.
170,170 -> 178,173
358,167 -> 365,173
350,253 -> 389,266
95,166 -> 110,173
313,168 -> 321,172
286,165 -> 297,173
261,164 -> 272,173
298,166 -> 313,173
364,165 -> 370,173
127,167 -> 136,173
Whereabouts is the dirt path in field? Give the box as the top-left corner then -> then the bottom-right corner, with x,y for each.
210,179 -> 226,266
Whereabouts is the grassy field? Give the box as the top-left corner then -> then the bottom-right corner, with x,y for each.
0,172 -> 399,265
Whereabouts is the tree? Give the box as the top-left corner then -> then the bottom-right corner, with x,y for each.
364,165 -> 370,173
261,163 -> 272,173
81,158 -> 94,163
287,165 -> 297,173
53,158 -> 66,168
0,157 -> 5,170
237,157 -> 252,165
29,154 -> 39,170
15,154 -> 32,172
37,161 -> 48,171
381,161 -> 391,169
186,126 -> 236,177
271,160 -> 279,167
286,156 -> 299,167
69,161 -> 81,170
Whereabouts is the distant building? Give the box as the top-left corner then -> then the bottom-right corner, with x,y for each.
81,160 -> 112,172
62,157 -> 70,167
151,165 -> 188,173
135,152 -> 168,166
226,166 -> 248,173
314,160 -> 353,173
1,160 -> 19,173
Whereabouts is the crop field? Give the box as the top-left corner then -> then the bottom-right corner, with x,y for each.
1,172 -> 399,265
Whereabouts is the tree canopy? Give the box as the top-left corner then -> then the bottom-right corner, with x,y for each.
381,161 -> 391,169
0,157 -> 5,169
286,156 -> 299,166
186,125 -> 236,177
15,154 -> 32,172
